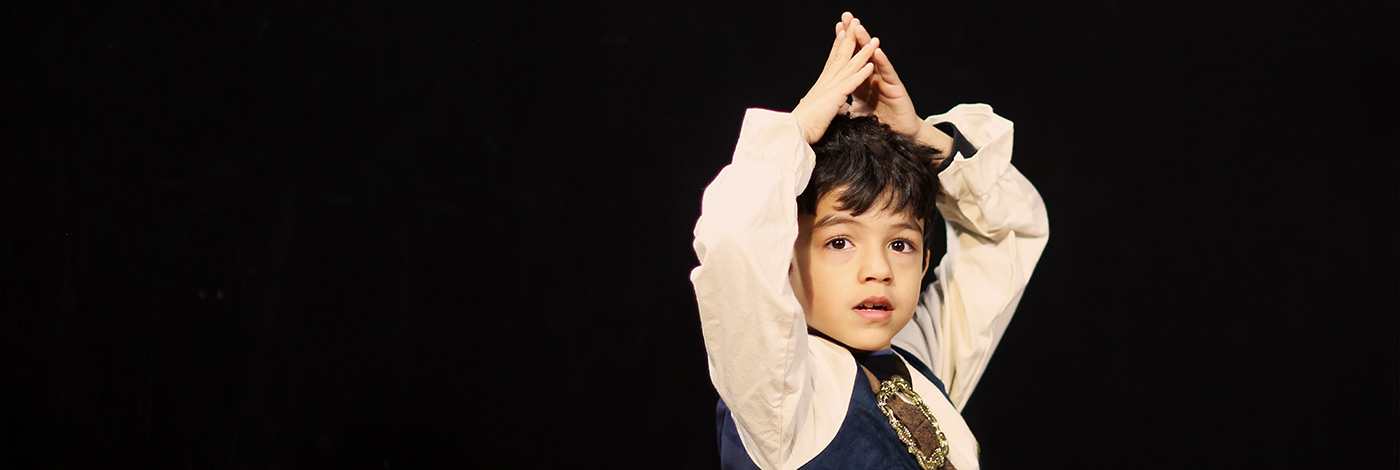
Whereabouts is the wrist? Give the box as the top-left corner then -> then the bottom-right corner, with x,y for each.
790,104 -> 822,145
914,121 -> 954,158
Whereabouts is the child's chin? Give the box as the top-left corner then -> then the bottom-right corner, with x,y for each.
841,333 -> 895,352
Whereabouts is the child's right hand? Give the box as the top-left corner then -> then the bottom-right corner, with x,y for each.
790,21 -> 879,145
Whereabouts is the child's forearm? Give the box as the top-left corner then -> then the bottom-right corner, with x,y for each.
930,105 -> 1046,240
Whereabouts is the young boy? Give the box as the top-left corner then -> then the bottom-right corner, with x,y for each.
690,13 -> 1049,469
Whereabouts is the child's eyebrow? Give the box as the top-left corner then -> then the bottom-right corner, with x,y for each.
813,214 -> 861,230
892,220 -> 925,235
814,215 -> 923,235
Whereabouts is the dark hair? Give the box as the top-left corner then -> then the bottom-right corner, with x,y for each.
798,114 -> 943,258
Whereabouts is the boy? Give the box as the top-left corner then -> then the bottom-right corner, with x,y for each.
690,13 -> 1049,470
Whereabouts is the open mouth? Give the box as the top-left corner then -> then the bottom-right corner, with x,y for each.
853,296 -> 894,312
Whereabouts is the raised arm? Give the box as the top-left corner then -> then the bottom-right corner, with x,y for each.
690,23 -> 878,469
894,104 -> 1050,410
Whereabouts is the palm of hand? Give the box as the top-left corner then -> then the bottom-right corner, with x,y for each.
850,76 -> 923,137
791,24 -> 879,145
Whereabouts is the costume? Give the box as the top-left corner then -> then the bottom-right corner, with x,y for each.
690,105 -> 1048,469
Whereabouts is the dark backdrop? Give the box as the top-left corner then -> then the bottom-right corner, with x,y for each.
5,1 -> 1396,468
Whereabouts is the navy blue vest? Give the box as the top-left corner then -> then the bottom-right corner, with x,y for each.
715,346 -> 953,469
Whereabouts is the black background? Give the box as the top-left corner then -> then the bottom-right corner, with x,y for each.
5,1 -> 1397,468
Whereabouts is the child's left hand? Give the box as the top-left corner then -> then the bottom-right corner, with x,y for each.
839,12 -> 952,153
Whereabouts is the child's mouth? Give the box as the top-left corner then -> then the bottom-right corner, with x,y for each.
853,296 -> 893,321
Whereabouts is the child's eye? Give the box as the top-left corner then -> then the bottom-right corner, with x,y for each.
825,238 -> 852,250
889,239 -> 917,253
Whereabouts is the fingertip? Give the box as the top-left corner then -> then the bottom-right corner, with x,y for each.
860,37 -> 879,52
875,47 -> 894,66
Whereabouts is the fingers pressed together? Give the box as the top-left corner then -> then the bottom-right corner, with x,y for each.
835,13 -> 901,85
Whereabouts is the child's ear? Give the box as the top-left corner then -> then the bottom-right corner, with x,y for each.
921,249 -> 931,276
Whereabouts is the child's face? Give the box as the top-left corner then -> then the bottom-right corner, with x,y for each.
790,187 -> 929,351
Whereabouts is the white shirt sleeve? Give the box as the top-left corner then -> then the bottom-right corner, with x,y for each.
892,103 -> 1051,411
690,108 -> 815,470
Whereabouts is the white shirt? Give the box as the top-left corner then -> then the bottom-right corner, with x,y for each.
691,105 -> 1048,470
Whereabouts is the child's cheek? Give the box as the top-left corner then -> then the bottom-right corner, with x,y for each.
891,251 -> 922,269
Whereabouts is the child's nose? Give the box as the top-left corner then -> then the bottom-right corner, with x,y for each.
859,251 -> 893,284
